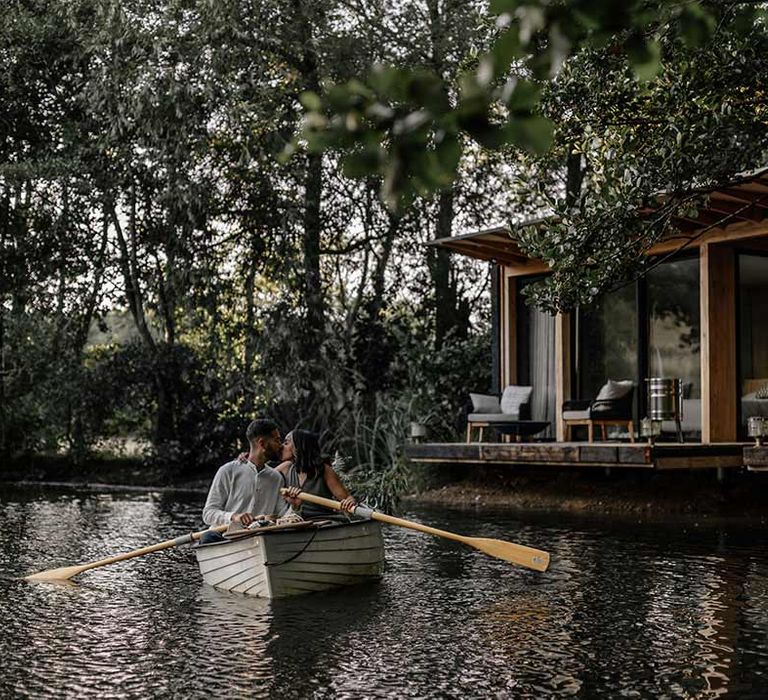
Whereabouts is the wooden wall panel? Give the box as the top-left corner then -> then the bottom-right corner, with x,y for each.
700,243 -> 738,442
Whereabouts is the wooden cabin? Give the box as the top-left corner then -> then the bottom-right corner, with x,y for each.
412,170 -> 768,469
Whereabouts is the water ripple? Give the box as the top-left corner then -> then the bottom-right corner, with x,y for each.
1,486 -> 768,698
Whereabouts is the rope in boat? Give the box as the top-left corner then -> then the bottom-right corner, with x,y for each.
264,526 -> 320,568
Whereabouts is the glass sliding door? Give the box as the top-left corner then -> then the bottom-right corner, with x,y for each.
577,283 -> 638,400
646,258 -> 701,437
739,253 -> 768,436
517,280 -> 556,435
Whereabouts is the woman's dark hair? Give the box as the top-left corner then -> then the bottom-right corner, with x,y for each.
291,429 -> 325,479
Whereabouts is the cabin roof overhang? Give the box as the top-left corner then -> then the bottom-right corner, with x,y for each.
430,169 -> 768,266
424,220 -> 547,267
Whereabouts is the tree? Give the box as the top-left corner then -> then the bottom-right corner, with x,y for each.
0,1 -> 109,457
515,3 -> 768,311
294,1 -> 767,311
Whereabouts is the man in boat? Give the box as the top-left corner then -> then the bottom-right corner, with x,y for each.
200,418 -> 288,542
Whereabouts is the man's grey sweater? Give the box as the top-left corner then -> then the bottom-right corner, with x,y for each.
202,459 -> 288,526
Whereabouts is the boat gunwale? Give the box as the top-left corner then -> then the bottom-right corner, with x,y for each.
193,517 -> 379,548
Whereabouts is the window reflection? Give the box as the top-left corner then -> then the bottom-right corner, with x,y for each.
647,258 -> 701,398
577,284 -> 638,400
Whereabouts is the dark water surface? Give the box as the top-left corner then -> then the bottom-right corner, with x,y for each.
1,484 -> 767,698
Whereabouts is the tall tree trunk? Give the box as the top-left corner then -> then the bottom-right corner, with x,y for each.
110,191 -> 156,352
371,213 -> 400,311
426,0 -> 467,350
303,151 -> 324,337
111,190 -> 176,444
431,187 -> 467,349
68,213 -> 111,461
242,259 -> 257,416
293,0 -> 325,343
354,211 -> 401,397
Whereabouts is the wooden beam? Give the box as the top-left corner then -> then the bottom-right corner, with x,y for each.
648,220 -> 768,255
555,313 -> 571,441
404,441 -> 743,469
700,243 -> 738,442
705,197 -> 766,222
654,455 -> 743,469
674,211 -> 733,228
712,186 -> 768,204
710,191 -> 768,209
501,275 -> 517,386
498,260 -> 551,277
446,239 -> 530,265
440,241 -> 529,266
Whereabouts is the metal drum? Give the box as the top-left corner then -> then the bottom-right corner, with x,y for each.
646,377 -> 684,441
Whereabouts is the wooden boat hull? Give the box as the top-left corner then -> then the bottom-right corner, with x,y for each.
194,519 -> 385,599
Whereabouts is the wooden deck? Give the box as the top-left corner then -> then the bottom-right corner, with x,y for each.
405,441 -> 750,470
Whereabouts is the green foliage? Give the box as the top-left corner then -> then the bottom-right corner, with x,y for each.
293,1 -> 734,212
516,4 -> 768,311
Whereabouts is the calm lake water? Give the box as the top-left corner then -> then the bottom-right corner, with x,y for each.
1,483 -> 768,699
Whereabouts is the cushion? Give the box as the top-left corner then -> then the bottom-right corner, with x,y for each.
756,384 -> 768,400
563,409 -> 590,421
595,379 -> 633,401
468,412 -> 520,423
500,385 -> 533,415
470,393 -> 501,413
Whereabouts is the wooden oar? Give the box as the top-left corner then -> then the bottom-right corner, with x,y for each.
282,489 -> 550,572
24,523 -> 230,582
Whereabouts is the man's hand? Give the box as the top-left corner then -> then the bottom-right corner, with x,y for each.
231,512 -> 255,527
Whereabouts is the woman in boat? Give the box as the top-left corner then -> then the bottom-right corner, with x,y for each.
278,429 -> 357,519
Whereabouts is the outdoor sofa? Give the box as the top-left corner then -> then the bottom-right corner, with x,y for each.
466,385 -> 533,442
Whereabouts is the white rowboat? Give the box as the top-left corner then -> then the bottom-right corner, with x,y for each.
194,519 -> 385,599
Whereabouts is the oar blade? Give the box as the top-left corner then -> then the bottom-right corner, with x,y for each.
25,565 -> 87,582
470,537 -> 550,572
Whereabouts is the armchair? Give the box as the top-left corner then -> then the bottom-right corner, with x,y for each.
466,386 -> 533,442
562,380 -> 635,442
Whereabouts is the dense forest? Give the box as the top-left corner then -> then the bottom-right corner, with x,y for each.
0,1 -> 516,488
2,1 -> 767,493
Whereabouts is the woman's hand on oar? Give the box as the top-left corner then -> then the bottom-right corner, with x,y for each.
278,488 -> 550,572
24,524 -> 230,583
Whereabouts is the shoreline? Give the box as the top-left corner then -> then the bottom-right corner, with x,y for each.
406,469 -> 768,524
7,479 -> 210,495
5,468 -> 768,525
